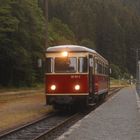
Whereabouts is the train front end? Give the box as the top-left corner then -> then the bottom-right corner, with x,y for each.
45,46 -> 89,108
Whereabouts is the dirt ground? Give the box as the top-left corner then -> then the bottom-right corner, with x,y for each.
0,91 -> 53,133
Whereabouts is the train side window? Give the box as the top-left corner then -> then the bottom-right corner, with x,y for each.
46,58 -> 53,73
106,66 -> 109,75
99,64 -> 101,74
103,66 -> 105,74
79,57 -> 88,73
97,63 -> 101,74
105,66 -> 107,75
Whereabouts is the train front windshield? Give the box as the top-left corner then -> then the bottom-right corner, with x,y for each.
55,57 -> 77,73
46,57 -> 88,73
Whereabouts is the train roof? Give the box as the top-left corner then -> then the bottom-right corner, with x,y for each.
46,45 -> 108,63
46,45 -> 96,53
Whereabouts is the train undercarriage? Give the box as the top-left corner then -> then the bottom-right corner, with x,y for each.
47,92 -> 108,110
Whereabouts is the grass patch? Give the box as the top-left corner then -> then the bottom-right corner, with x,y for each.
110,77 -> 130,87
0,83 -> 44,93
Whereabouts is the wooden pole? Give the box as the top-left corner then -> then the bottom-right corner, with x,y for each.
44,0 -> 48,49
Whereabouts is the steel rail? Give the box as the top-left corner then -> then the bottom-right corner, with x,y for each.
33,113 -> 80,140
0,112 -> 57,140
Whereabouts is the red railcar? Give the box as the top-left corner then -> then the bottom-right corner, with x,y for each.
45,45 -> 109,108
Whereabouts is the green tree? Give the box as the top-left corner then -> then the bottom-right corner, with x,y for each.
0,0 -> 45,86
80,39 -> 96,49
110,64 -> 122,79
48,18 -> 76,46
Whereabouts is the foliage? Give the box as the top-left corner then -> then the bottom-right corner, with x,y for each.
0,0 -> 45,86
48,18 -> 76,46
110,64 -> 122,79
80,39 -> 96,50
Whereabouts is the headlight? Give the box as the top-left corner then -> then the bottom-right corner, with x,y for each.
62,51 -> 68,57
51,85 -> 56,90
75,85 -> 80,90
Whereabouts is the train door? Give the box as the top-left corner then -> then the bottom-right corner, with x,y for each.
89,54 -> 94,97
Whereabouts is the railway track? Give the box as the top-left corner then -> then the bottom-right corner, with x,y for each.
0,112 -> 81,140
0,87 -> 122,140
108,87 -> 122,97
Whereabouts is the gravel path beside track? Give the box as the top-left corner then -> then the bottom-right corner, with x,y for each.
0,90 -> 52,132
